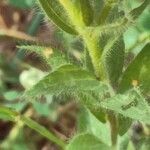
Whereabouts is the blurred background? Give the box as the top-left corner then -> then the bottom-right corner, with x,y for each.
0,0 -> 149,150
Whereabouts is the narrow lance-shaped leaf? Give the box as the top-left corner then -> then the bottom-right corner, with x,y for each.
89,0 -> 104,25
101,36 -> 125,86
79,0 -> 94,26
96,0 -> 149,39
59,0 -> 94,28
17,45 -> 53,64
38,0 -> 77,34
17,45 -> 68,69
129,0 -> 149,20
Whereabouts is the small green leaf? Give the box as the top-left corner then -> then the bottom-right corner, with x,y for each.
3,90 -> 20,101
38,0 -> 77,34
118,115 -> 132,136
129,0 -> 149,20
101,89 -> 150,124
101,36 -> 125,85
79,0 -> 94,26
66,133 -> 110,150
17,45 -> 53,63
91,0 -> 104,25
119,43 -> 150,94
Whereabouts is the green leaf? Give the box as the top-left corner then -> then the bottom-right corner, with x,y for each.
119,43 -> 150,94
3,90 -> 20,101
79,0 -> 94,26
17,45 -> 52,64
66,133 -> 110,150
76,83 -> 109,123
129,0 -> 149,20
91,0 -> 104,25
101,36 -> 125,85
77,107 -> 111,146
23,64 -> 101,99
38,0 -> 77,35
118,115 -> 132,136
101,89 -> 150,124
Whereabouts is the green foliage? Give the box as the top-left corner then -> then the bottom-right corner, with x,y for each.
129,0 -> 149,20
119,43 -> 150,94
23,64 -> 101,100
3,91 -> 21,101
78,0 -> 94,26
8,0 -> 35,9
77,107 -> 111,145
0,106 -> 66,149
38,0 -> 77,34
1,0 -> 150,149
118,116 -> 132,136
66,133 -> 110,150
21,116 -> 66,149
101,36 -> 125,85
101,89 -> 150,124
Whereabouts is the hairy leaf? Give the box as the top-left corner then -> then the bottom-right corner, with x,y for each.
91,0 -> 104,25
101,89 -> 150,124
101,36 -> 125,85
129,0 -> 149,20
66,133 -> 110,150
23,64 -> 101,100
119,43 -> 150,94
59,0 -> 94,28
17,45 -> 68,69
38,0 -> 77,34
17,45 -> 52,63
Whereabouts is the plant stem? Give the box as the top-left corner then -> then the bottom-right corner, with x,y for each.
0,106 -> 66,149
107,113 -> 118,149
21,116 -> 66,149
